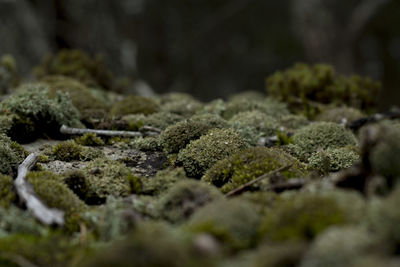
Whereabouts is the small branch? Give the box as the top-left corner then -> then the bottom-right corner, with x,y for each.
60,125 -> 160,137
139,125 -> 162,134
225,164 -> 293,197
347,108 -> 400,131
14,153 -> 64,225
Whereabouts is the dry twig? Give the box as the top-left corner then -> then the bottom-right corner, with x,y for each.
60,125 -> 160,137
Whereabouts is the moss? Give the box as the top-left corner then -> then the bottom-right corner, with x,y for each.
143,112 -> 185,130
315,106 -> 364,124
141,167 -> 188,196
186,198 -> 261,250
161,119 -> 224,154
300,226 -> 375,267
361,121 -> 400,184
130,136 -> 163,152
0,134 -> 27,175
196,99 -> 226,116
229,111 -> 279,145
52,140 -> 83,161
0,206 -> 48,237
156,179 -> 222,223
41,75 -> 109,121
258,191 -> 362,242
266,63 -> 380,116
76,133 -> 105,146
288,122 -> 357,162
0,54 -> 19,94
222,97 -> 289,120
34,49 -> 114,90
278,114 -> 309,132
0,175 -> 16,209
308,147 -> 360,173
26,171 -> 87,230
202,147 -> 307,193
0,84 -> 82,142
160,92 -> 203,117
177,128 -> 247,178
111,95 -> 159,116
228,90 -> 266,102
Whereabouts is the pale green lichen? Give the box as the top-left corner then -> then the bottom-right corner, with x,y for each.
177,128 -> 247,178
308,147 -> 360,173
156,179 -> 222,223
202,147 -> 307,193
288,122 -> 357,162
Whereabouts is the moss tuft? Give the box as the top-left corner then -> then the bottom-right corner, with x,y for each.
308,147 -> 360,173
202,147 -> 307,193
160,92 -> 203,117
0,134 -> 27,175
288,122 -> 357,162
279,114 -> 310,132
111,95 -> 159,116
177,128 -> 247,178
76,133 -> 105,146
156,179 -> 222,223
0,175 -> 16,208
141,167 -> 188,196
52,140 -> 83,161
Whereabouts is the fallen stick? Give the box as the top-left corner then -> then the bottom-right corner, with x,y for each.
347,107 -> 400,131
225,164 -> 293,197
14,153 -> 64,225
60,125 -> 160,137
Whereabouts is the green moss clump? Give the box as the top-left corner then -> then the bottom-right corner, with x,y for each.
300,226 -> 375,267
0,134 -> 27,175
222,97 -> 289,120
266,63 -> 380,115
111,95 -> 159,116
52,140 -> 83,161
258,192 -> 360,242
156,179 -> 222,223
0,84 -> 82,142
308,147 -> 360,173
203,147 -> 307,193
26,171 -> 86,230
76,133 -> 105,146
186,198 -> 261,250
143,112 -> 185,130
229,110 -> 279,145
0,175 -> 16,208
177,128 -> 247,178
288,122 -> 357,162
160,92 -> 204,117
315,106 -> 364,124
228,90 -> 267,102
34,49 -> 114,90
279,114 -> 310,132
161,119 -> 224,154
0,54 -> 19,94
195,98 -> 226,116
141,167 -> 188,196
130,136 -> 163,152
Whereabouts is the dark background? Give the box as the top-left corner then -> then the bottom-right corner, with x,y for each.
0,0 -> 399,108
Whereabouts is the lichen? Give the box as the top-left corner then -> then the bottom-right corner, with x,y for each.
177,128 -> 247,178
288,122 -> 357,162
278,114 -> 309,132
315,106 -> 364,125
130,136 -> 163,152
156,179 -> 222,223
111,95 -> 159,116
308,147 -> 360,173
202,147 -> 307,193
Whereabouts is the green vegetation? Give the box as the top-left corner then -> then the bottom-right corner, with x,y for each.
52,140 -> 83,161
160,92 -> 203,117
0,134 -> 27,175
111,95 -> 159,116
141,167 -> 188,196
0,175 -> 16,208
76,133 -> 105,146
0,54 -> 19,94
315,106 -> 364,124
177,128 -> 247,178
308,147 -> 360,173
202,147 -> 307,193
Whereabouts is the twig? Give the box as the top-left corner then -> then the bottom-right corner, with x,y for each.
225,164 -> 293,197
14,153 -> 64,225
139,125 -> 162,134
60,125 -> 160,137
347,108 -> 400,131
266,178 -> 306,192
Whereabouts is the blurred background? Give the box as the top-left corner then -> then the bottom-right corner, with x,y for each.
0,0 -> 399,108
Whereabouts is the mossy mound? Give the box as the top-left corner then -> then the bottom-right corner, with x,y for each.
222,97 -> 289,120
177,128 -> 247,178
41,75 -> 109,120
0,84 -> 82,143
34,49 -> 114,90
202,147 -> 307,193
0,175 -> 16,209
300,226 -> 375,267
0,54 -> 19,94
123,112 -> 184,131
141,167 -> 188,196
161,118 -> 227,154
111,95 -> 159,116
76,133 -> 105,146
130,136 -> 163,152
160,92 -> 203,117
156,179 -> 222,223
228,90 -> 266,102
266,63 -> 380,116
315,106 -> 364,124
186,198 -> 261,250
51,140 -> 104,162
308,147 -> 360,173
0,134 -> 27,175
278,114 -> 310,132
288,122 -> 357,162
258,191 -> 364,242
229,110 -> 280,145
